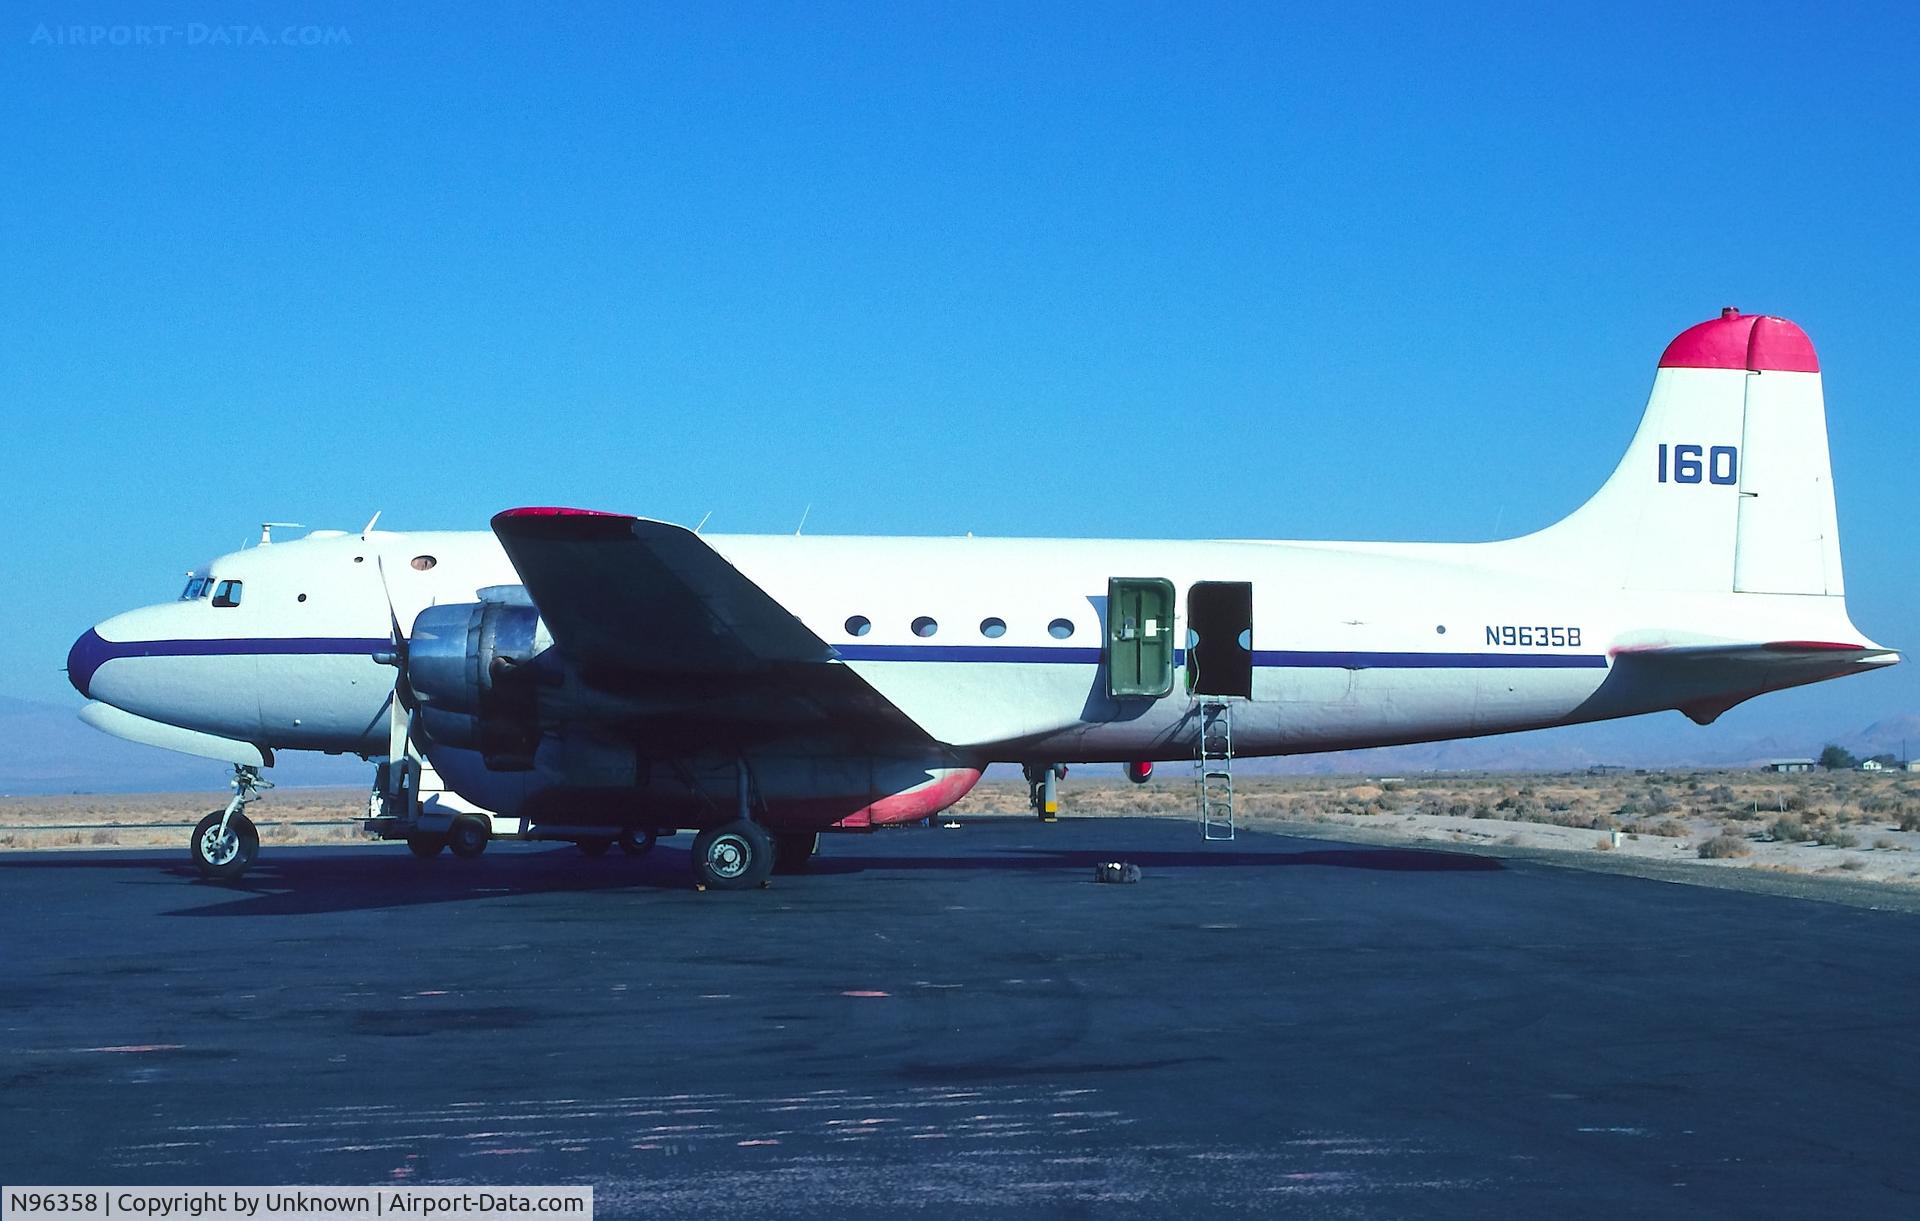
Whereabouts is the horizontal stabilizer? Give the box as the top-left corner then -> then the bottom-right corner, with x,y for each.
1608,639 -> 1899,725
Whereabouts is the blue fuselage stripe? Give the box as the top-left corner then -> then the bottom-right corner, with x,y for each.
84,635 -> 1609,671
98,636 -> 391,659
838,644 -> 1607,669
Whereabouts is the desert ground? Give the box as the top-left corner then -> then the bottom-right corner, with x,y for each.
0,787 -> 373,852
953,767 -> 1920,889
4,768 -> 1918,893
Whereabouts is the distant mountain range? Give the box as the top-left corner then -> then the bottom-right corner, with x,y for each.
0,697 -> 366,795
2,696 -> 1912,796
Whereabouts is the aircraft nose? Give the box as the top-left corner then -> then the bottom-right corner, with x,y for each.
68,627 -> 110,700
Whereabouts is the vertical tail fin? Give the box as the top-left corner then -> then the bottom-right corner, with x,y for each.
1512,310 -> 1842,595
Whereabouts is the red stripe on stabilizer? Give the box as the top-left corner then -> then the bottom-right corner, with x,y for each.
494,506 -> 633,520
1763,640 -> 1867,652
1658,310 -> 1819,373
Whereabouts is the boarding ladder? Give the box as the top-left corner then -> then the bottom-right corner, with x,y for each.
1197,700 -> 1235,841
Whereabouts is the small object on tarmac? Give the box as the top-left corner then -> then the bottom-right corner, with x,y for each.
1094,861 -> 1141,883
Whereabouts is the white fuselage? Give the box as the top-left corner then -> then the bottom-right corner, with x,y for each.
71,526 -> 1874,767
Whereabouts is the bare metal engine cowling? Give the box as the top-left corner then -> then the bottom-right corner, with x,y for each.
407,591 -> 552,770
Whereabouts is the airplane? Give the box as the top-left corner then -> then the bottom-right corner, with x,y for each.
65,308 -> 1898,889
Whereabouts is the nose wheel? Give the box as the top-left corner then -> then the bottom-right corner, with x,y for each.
192,809 -> 258,880
190,765 -> 270,882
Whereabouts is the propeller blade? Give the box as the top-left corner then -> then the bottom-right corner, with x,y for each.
386,691 -> 412,763
374,555 -> 416,711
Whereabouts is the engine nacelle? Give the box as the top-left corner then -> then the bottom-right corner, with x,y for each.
408,594 -> 553,771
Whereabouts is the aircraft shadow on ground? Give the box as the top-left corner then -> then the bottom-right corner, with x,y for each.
0,836 -> 1501,918
806,846 -> 1505,876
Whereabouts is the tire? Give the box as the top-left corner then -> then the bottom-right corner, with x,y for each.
618,827 -> 657,857
407,833 -> 447,858
691,820 -> 773,890
772,831 -> 819,874
577,838 -> 613,857
191,810 -> 258,882
447,815 -> 491,860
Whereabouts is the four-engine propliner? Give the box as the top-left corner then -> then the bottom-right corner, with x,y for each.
67,310 -> 1899,887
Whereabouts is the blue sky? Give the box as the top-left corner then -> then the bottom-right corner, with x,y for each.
3,2 -> 1914,748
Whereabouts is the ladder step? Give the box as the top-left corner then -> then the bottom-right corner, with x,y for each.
1196,699 -> 1235,841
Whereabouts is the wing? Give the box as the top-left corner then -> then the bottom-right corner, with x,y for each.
490,507 -> 931,749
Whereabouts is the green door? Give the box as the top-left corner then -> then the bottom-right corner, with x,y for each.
1107,578 -> 1176,698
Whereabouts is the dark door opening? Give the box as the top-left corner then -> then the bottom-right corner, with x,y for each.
1187,581 -> 1252,697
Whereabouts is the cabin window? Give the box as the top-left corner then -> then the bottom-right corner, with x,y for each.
912,616 -> 939,638
212,580 -> 244,608
844,615 -> 871,637
979,617 -> 1007,638
1048,618 -> 1075,640
411,555 -> 437,571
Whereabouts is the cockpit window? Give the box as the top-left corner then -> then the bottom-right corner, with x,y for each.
179,577 -> 211,601
212,580 -> 244,608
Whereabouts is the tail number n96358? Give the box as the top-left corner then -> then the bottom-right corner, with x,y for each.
1486,626 -> 1582,647
1657,444 -> 1737,485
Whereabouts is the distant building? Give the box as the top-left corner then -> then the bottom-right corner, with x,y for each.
1860,759 -> 1886,771
1907,761 -> 1920,773
1763,759 -> 1816,773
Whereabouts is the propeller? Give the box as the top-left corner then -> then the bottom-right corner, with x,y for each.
371,555 -> 422,804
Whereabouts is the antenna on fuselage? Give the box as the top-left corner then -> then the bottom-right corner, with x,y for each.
694,510 -> 713,534
258,522 -> 304,546
361,511 -> 382,539
795,504 -> 811,536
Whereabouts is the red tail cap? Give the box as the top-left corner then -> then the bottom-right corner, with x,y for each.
494,506 -> 632,519
1658,309 -> 1819,373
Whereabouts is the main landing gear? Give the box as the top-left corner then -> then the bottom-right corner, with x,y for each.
692,820 -> 773,891
1025,762 -> 1067,821
687,760 -> 821,890
191,765 -> 271,882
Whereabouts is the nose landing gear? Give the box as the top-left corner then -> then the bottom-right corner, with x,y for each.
191,765 -> 271,882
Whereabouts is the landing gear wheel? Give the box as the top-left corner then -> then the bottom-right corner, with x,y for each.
407,833 -> 447,859
191,810 -> 258,882
618,827 -> 657,857
691,820 -> 773,891
448,815 -> 491,860
577,838 -> 613,857
772,831 -> 820,874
